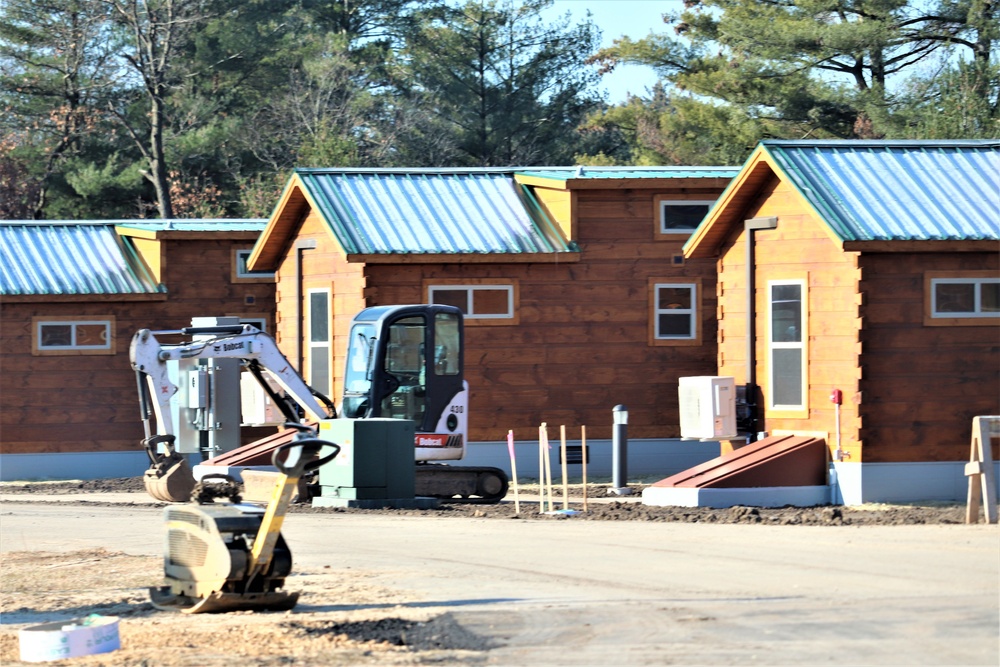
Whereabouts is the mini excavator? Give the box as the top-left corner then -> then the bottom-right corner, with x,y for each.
130,305 -> 508,504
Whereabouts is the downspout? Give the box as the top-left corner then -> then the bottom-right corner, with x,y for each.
294,239 -> 317,373
743,216 -> 778,442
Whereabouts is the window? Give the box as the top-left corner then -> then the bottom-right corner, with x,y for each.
33,317 -> 114,355
931,277 -> 999,318
238,317 -> 267,333
233,248 -> 275,282
307,288 -> 331,395
657,199 -> 714,235
768,280 -> 807,411
427,283 -> 515,322
649,279 -> 701,345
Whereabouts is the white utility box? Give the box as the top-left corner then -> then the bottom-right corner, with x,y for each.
240,371 -> 285,426
678,376 -> 737,440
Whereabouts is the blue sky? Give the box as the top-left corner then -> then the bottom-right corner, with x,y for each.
543,0 -> 684,102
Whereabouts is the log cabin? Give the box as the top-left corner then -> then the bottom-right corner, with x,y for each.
683,139 -> 1000,503
0,219 -> 275,480
248,166 -> 738,444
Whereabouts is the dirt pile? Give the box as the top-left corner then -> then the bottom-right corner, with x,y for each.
1,477 -> 970,525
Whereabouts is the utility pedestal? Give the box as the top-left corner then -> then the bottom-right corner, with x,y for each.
312,418 -> 438,509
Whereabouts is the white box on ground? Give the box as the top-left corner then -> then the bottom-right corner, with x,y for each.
679,376 -> 737,440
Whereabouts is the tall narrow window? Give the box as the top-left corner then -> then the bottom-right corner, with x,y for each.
307,288 -> 331,395
768,280 -> 806,410
654,283 -> 697,339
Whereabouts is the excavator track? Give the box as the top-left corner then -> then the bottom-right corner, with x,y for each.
415,465 -> 509,504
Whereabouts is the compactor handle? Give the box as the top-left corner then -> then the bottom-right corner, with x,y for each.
272,423 -> 340,476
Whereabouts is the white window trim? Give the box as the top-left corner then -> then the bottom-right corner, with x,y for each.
659,200 -> 715,234
239,317 -> 267,333
36,319 -> 113,351
767,279 -> 807,412
306,287 -> 332,394
234,248 -> 275,280
930,277 -> 1000,318
653,282 -> 697,340
428,284 -> 514,319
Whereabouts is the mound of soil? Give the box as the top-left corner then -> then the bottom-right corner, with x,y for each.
0,477 -> 970,525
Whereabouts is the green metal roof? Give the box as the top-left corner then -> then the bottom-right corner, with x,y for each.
295,169 -> 574,255
762,140 -> 1000,242
0,221 -> 163,296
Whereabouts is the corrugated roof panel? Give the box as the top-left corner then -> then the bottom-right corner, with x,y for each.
0,223 -> 163,295
297,170 -> 572,255
763,141 -> 1000,242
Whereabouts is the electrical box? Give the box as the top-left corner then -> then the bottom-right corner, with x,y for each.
679,376 -> 737,440
314,418 -> 415,505
240,371 -> 284,426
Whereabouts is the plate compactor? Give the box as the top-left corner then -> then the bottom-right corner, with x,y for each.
149,424 -> 339,614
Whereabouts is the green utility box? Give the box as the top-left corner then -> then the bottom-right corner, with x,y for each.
312,418 -> 436,508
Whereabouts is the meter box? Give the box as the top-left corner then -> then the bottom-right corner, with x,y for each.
314,418 -> 415,505
679,376 -> 737,440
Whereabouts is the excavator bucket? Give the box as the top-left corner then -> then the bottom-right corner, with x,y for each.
143,453 -> 196,503
149,587 -> 299,614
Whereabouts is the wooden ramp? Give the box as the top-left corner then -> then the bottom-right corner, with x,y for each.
651,434 -> 828,489
203,425 -> 313,468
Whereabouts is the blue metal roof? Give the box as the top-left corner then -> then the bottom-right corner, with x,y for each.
296,169 -> 574,254
516,166 -> 741,181
762,140 -> 1000,242
0,222 -> 164,296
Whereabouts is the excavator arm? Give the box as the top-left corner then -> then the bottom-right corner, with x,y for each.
129,324 -> 333,502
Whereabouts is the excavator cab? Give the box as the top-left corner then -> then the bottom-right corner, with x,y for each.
342,305 -> 465,443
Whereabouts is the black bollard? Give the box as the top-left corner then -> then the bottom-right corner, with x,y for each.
609,404 -> 632,496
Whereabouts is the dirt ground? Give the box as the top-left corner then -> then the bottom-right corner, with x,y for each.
0,477 -> 974,666
1,475 -> 971,525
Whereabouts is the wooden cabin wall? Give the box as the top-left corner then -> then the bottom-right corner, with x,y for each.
1,238 -> 276,455
714,175 -> 864,461
857,251 -> 1000,462
272,208 -> 366,403
366,187 -> 723,442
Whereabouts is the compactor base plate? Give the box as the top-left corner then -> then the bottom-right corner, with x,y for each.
149,586 -> 300,614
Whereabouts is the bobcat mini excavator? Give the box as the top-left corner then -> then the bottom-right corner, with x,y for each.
130,305 -> 508,504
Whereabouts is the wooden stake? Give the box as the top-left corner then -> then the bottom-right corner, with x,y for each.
581,425 -> 588,512
541,425 -> 554,512
507,430 -> 520,515
560,424 -> 569,510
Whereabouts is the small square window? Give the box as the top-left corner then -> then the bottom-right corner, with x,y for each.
659,200 -> 713,235
234,249 -> 275,281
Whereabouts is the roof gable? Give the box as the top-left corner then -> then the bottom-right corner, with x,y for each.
0,222 -> 163,296
685,140 -> 1000,258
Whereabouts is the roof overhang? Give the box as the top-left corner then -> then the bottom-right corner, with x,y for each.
684,145 -> 852,259
248,174 -> 315,272
115,226 -> 261,241
842,240 -> 1000,253
346,252 -> 580,264
515,174 -> 734,191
